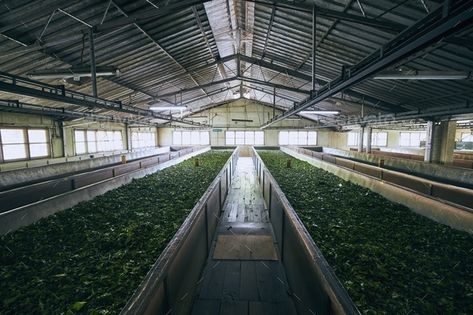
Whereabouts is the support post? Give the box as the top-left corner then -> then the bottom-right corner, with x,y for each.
424,120 -> 434,162
89,29 -> 98,98
311,5 -> 317,92
273,87 -> 276,117
358,126 -> 364,152
366,126 -> 372,153
431,120 -> 456,164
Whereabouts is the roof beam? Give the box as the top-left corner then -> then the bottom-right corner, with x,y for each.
111,1 -> 214,104
0,99 -> 153,125
0,71 -> 208,127
261,1 -> 473,129
244,0 -> 405,32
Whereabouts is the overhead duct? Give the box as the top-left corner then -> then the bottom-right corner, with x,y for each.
27,67 -> 120,80
373,71 -> 471,80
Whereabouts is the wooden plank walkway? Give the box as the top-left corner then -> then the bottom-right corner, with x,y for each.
191,157 -> 297,315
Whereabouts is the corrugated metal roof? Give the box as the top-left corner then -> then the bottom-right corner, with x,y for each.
0,0 -> 471,126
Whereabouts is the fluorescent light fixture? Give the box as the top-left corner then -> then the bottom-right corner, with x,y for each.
149,106 -> 187,111
373,71 -> 470,80
300,110 -> 340,115
233,92 -> 240,99
28,67 -> 119,79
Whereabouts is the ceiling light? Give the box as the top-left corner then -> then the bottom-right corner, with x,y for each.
373,71 -> 470,80
27,67 -> 119,79
300,110 -> 340,115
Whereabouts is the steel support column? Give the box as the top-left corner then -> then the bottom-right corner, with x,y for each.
366,126 -> 372,153
424,120 -> 434,162
312,5 -> 317,92
358,126 -> 364,152
89,29 -> 98,98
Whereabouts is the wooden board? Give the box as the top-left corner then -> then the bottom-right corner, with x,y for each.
213,235 -> 278,260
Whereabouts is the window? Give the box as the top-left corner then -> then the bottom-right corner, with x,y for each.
172,131 -> 210,145
347,131 -> 388,147
460,132 -> 473,142
131,130 -> 156,149
278,131 -> 317,145
371,132 -> 388,147
225,131 -> 264,145
347,132 -> 359,146
0,128 -> 49,162
74,129 -> 123,155
399,132 -> 426,147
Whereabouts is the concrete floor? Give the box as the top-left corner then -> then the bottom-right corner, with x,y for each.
191,157 -> 297,315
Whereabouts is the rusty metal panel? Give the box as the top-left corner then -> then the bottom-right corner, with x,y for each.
158,154 -> 170,163
73,169 -> 114,188
353,163 -> 381,179
335,157 -> 355,170
221,169 -> 228,202
382,171 -> 432,195
322,154 -> 336,164
113,162 -> 141,176
453,159 -> 473,169
312,151 -> 323,159
270,188 -> 284,254
165,208 -> 208,314
0,179 -> 73,213
263,171 -> 270,207
140,156 -> 160,168
282,219 -> 330,315
207,185 -> 220,249
431,185 -> 473,209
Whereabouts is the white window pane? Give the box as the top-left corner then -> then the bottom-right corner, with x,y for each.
255,132 -> 264,145
1,129 -> 25,144
3,144 -> 27,160
30,143 -> 48,157
96,131 -> 106,142
235,131 -> 245,145
173,132 -> 182,145
191,131 -> 200,145
288,131 -> 298,145
279,131 -> 289,145
244,131 -> 254,145
225,131 -> 235,145
200,132 -> 210,145
182,131 -> 191,145
88,141 -> 97,153
400,133 -> 410,146
113,131 -> 122,141
75,142 -> 86,154
348,132 -> 358,146
28,129 -> 47,143
87,131 -> 96,142
307,131 -> 317,145
420,132 -> 426,142
75,130 -> 85,142
298,131 -> 307,145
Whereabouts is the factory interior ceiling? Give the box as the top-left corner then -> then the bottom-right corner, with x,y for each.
0,0 -> 472,129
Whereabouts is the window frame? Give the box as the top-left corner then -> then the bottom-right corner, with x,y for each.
74,129 -> 124,155
399,132 -> 426,147
279,130 -> 317,146
172,130 -> 210,146
225,130 -> 265,146
0,127 -> 50,163
131,130 -> 157,150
